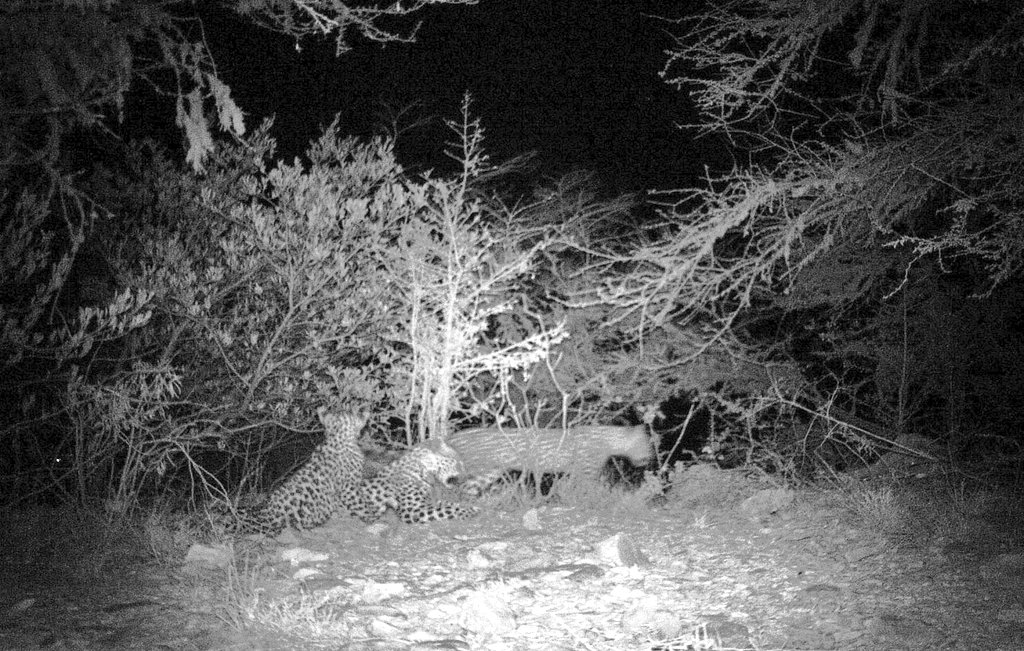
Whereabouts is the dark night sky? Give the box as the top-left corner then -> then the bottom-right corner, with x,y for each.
189,0 -> 726,195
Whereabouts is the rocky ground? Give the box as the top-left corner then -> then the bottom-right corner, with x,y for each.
1,467 -> 1022,650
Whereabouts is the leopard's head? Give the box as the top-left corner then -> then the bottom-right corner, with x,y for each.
409,438 -> 464,485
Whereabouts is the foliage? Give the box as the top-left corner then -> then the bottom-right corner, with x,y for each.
386,96 -> 570,441
2,1 -> 237,171
2,94 -> 592,504
1,0 -> 707,505
1,0 -> 474,172
123,124 -> 401,420
0,163 -> 157,504
236,0 -> 479,55
589,0 -> 1024,465
658,0 -> 1024,296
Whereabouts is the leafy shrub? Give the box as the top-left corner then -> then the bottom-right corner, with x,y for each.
3,99 -> 593,506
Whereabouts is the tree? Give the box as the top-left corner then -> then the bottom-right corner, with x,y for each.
0,0 -> 480,504
0,0 -> 478,381
595,0 -> 1024,468
664,0 -> 1024,292
1,0 -> 475,171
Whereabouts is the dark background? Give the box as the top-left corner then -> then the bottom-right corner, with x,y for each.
125,1 -> 731,195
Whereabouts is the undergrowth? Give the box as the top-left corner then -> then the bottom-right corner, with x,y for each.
0,504 -> 149,581
839,474 -> 1024,550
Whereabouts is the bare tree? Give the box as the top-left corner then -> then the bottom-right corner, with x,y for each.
0,0 -> 476,171
590,1 -> 1024,463
657,0 -> 1024,293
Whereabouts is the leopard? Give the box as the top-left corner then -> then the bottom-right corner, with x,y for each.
227,408 -> 368,535
447,424 -> 655,496
354,438 -> 479,524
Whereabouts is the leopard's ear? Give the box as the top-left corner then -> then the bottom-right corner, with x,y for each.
315,405 -> 370,427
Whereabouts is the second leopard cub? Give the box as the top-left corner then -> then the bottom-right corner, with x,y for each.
356,438 -> 479,524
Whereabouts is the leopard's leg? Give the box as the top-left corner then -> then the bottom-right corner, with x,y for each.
355,478 -> 392,523
397,486 -> 434,523
229,504 -> 283,536
235,496 -> 290,535
433,501 -> 480,521
336,478 -> 368,520
398,488 -> 479,523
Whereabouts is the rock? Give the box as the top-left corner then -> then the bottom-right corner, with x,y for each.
739,488 -> 794,517
507,551 -> 558,572
621,596 -> 680,638
368,616 -> 406,636
567,564 -> 605,582
477,541 -> 509,556
457,591 -> 516,635
281,547 -> 328,565
521,508 -> 541,531
409,638 -> 472,650
704,616 -> 752,648
183,543 -> 232,569
361,580 -> 408,604
595,533 -> 650,567
646,494 -> 669,508
466,548 -> 492,569
292,567 -> 320,581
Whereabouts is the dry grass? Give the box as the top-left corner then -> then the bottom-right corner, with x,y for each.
838,474 -> 1024,551
210,549 -> 368,650
139,501 -> 211,565
647,622 -> 723,651
662,463 -> 770,510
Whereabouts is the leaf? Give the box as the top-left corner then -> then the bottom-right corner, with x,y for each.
175,89 -> 213,171
207,74 -> 246,136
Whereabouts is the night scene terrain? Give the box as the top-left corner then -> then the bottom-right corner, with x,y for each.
1,1 -> 1023,649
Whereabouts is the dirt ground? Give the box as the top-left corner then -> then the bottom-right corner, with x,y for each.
1,470 -> 1022,650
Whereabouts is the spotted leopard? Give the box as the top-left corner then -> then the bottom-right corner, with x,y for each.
355,438 -> 479,523
448,424 -> 654,496
228,408 -> 367,535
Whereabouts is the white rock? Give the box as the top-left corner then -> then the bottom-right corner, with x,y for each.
361,580 -> 408,604
457,591 -> 516,634
466,549 -> 492,569
595,533 -> 650,567
478,541 -> 509,555
369,616 -> 405,636
739,488 -> 794,517
622,602 -> 681,639
281,548 -> 328,565
521,508 -> 541,531
183,543 -> 232,569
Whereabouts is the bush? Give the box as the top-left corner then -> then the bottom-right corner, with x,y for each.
3,101 -> 588,506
